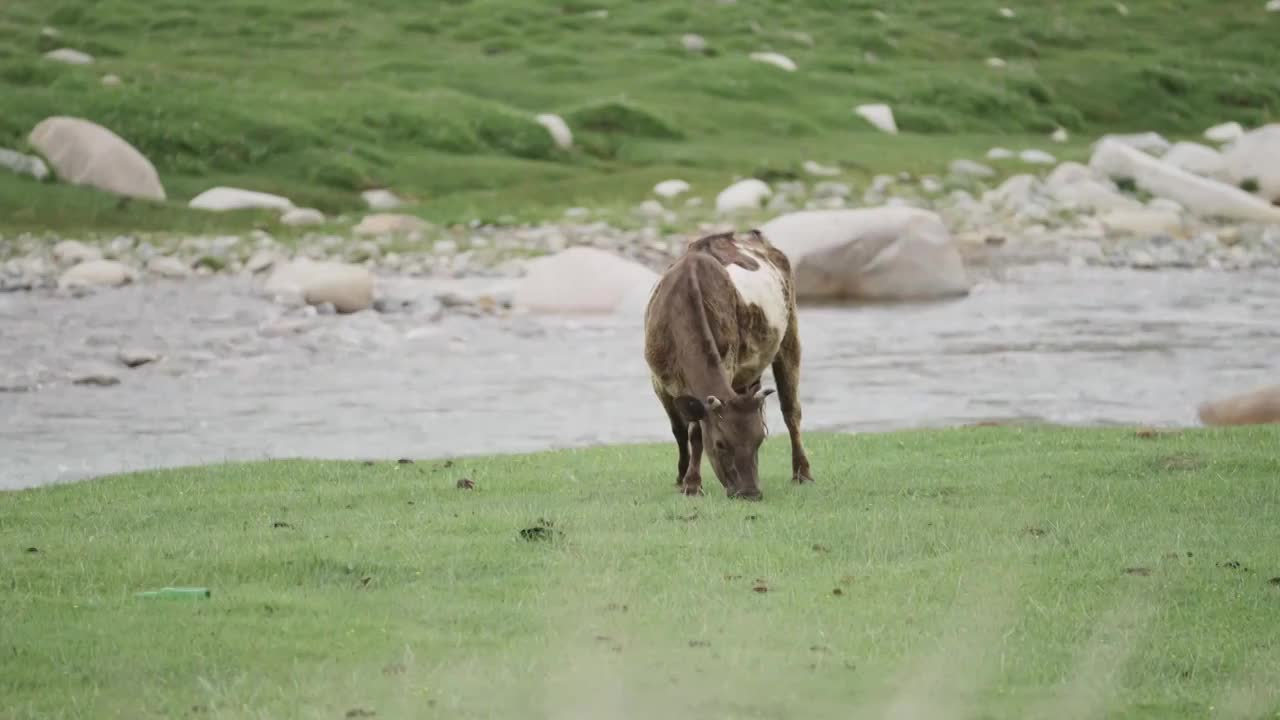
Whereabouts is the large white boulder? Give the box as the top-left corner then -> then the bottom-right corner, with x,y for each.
57,260 -> 135,290
949,159 -> 995,178
1089,139 -> 1280,223
0,148 -> 50,181
263,258 -> 374,313
1220,124 -> 1280,202
1041,162 -> 1141,213
715,178 -> 772,213
653,179 -> 691,198
1092,132 -> 1171,154
1019,149 -> 1056,165
749,52 -> 797,71
280,207 -> 325,226
361,189 -> 403,210
43,48 -> 93,65
52,239 -> 102,265
1098,208 -> 1184,238
1161,142 -> 1226,179
189,187 -> 294,212
536,113 -> 573,150
1204,121 -> 1244,144
854,103 -> 898,134
27,117 -> 166,201
352,213 -> 429,236
758,207 -> 971,302
512,246 -> 659,316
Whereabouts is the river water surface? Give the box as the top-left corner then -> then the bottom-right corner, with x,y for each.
2,263 -> 1277,491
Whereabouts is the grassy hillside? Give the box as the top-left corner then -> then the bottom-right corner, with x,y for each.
4,426 -> 1280,718
1,0 -> 1278,229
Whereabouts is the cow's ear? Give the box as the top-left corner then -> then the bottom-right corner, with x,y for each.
674,396 -> 708,422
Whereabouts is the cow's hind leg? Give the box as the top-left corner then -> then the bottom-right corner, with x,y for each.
658,390 -> 691,488
772,310 -> 814,484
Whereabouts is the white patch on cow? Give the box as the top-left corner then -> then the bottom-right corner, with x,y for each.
725,244 -> 788,335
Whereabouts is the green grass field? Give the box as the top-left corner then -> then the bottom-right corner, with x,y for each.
4,426 -> 1280,719
2,0 -> 1277,233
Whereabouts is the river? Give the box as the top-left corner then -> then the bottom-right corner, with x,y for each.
2,262 -> 1277,491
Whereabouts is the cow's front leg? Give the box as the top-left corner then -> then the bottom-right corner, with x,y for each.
659,390 -> 690,487
681,422 -> 705,496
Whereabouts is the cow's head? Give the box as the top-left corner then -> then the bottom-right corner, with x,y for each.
674,384 -> 775,500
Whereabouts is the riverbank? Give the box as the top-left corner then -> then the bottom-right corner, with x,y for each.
4,426 -> 1278,718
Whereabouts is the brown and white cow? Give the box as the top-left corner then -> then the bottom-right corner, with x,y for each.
643,229 -> 814,500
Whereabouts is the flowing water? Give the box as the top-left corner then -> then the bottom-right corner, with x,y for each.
2,263 -> 1278,491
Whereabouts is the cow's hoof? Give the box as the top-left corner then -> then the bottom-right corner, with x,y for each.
730,488 -> 763,501
680,481 -> 704,497
792,470 -> 814,484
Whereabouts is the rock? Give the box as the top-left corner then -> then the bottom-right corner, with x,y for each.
117,348 -> 160,368
1098,209 -> 1184,238
189,187 -> 294,212
146,256 -> 191,278
802,160 -> 841,177
52,240 -> 102,265
563,207 -> 590,220
986,57 -> 1007,68
984,174 -> 1040,209
758,207 -> 971,302
1161,142 -> 1226,179
1051,179 -> 1140,213
1204,121 -> 1244,144
57,260 -> 135,290
1051,127 -> 1069,143
1220,124 -> 1280,202
653,179 -> 690,198
681,33 -> 707,53
43,48 -> 93,64
813,181 -> 851,199
950,159 -> 995,178
1148,197 -> 1184,214
263,258 -> 375,313
920,177 -> 944,194
362,189 -> 403,210
1090,139 -> 1280,223
749,52 -> 797,71
1115,2 -> 1130,14
101,74 -> 121,87
1269,0 -> 1280,11
636,199 -> 669,220
281,207 -> 326,226
512,246 -> 659,316
854,103 -> 898,134
998,7 -> 1016,17
536,113 -> 573,150
987,147 -> 1015,160
73,372 -> 120,387
1019,149 -> 1056,165
715,178 -> 772,213
28,117 -> 166,201
1093,132 -> 1171,154
353,213 -> 429,236
245,249 -> 283,274
0,148 -> 50,181
1198,385 -> 1280,426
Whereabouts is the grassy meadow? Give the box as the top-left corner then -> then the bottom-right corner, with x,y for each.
1,0 -> 1278,232
4,426 -> 1280,719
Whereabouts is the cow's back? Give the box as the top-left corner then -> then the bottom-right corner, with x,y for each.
645,231 -> 793,395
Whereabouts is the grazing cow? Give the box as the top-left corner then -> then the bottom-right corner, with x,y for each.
643,229 -> 814,500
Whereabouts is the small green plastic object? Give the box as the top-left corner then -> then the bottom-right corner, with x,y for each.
134,587 -> 211,600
